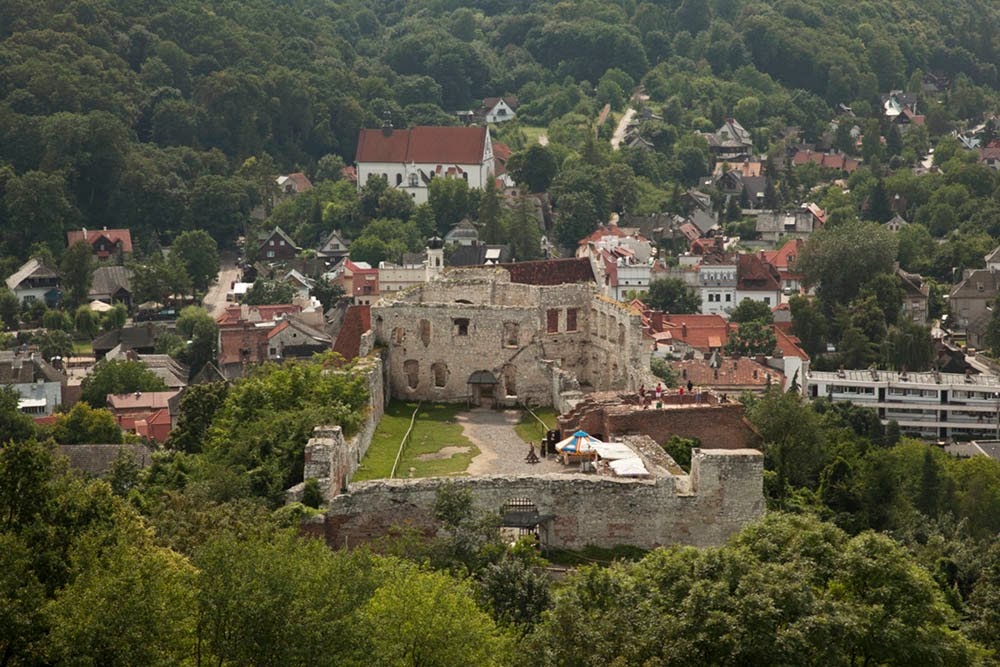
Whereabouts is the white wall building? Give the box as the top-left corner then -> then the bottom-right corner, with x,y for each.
806,369 -> 1000,441
697,258 -> 737,315
355,125 -> 495,205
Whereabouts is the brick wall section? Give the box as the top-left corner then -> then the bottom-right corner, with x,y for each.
309,447 -> 765,550
559,392 -> 760,449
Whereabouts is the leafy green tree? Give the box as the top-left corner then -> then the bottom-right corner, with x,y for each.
81,359 -> 168,408
4,171 -> 78,256
883,320 -> 935,371
131,253 -> 192,305
645,278 -> 700,313
42,309 -> 73,332
59,241 -> 94,309
0,532 -> 46,664
361,566 -> 510,666
243,280 -> 295,306
0,387 -> 35,445
507,196 -> 542,261
429,177 -> 477,235
0,288 -> 19,330
797,220 -> 898,307
47,526 -> 198,667
553,192 -> 600,248
650,357 -> 678,387
175,306 -> 217,375
789,295 -> 826,356
50,402 -> 123,444
171,230 -> 220,292
188,175 -> 251,245
729,298 -> 774,324
101,303 -> 127,331
507,143 -> 559,192
36,330 -> 73,362
725,321 -> 777,356
311,277 -> 346,311
168,382 -> 229,454
74,305 -> 99,339
478,178 -> 505,245
839,326 -> 876,368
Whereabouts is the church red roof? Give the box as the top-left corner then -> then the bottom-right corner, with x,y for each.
355,126 -> 488,164
498,258 -> 595,285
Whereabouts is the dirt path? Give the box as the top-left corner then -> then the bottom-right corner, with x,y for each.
461,409 -> 564,476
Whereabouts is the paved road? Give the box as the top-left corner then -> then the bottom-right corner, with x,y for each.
461,408 -> 564,476
202,260 -> 241,316
610,107 -> 637,150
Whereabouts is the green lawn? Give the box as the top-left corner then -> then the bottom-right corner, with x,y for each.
353,402 -> 479,481
514,407 -> 559,445
520,125 -> 547,144
72,340 -> 93,355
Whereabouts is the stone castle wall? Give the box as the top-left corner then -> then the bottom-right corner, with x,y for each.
306,448 -> 765,550
371,269 -> 648,407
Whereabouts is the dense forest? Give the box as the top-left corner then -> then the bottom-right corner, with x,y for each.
1,0 -> 1000,265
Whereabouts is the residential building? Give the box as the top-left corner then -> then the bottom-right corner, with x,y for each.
479,96 -> 518,123
354,124 -> 495,204
949,249 -> 1000,348
215,303 -> 303,378
329,259 -> 379,305
378,242 -> 445,296
736,253 -> 783,307
5,258 -> 60,306
697,254 -> 738,315
88,266 -> 133,309
702,118 -> 753,158
92,323 -> 166,359
885,214 -> 909,232
762,239 -> 805,294
791,150 -> 860,173
1,351 -> 66,415
755,204 -> 826,243
448,245 -> 512,267
444,219 -> 481,247
107,390 -> 182,443
806,369 -> 1000,441
897,267 -> 930,324
276,172 -> 313,196
257,226 -> 300,261
317,230 -> 350,261
66,228 -> 133,259
266,318 -> 333,360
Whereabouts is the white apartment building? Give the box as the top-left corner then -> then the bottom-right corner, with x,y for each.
806,369 -> 1000,441
698,258 -> 737,315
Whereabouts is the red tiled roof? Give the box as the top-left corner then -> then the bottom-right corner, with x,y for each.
341,166 -> 357,183
492,142 -> 512,162
676,356 -> 784,388
762,238 -> 804,271
333,305 -> 371,361
498,258 -> 595,285
654,313 -> 809,360
107,390 -> 179,411
216,304 -> 301,326
737,254 -> 782,292
355,126 -> 488,164
791,150 -> 860,173
67,228 -> 133,252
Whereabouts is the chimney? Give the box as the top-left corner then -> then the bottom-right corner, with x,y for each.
681,323 -> 687,338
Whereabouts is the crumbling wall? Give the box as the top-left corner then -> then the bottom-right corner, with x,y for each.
372,270 -> 648,406
306,448 -> 765,550
287,353 -> 386,501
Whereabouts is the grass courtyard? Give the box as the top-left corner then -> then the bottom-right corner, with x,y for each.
514,407 -> 559,445
353,402 -> 480,481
